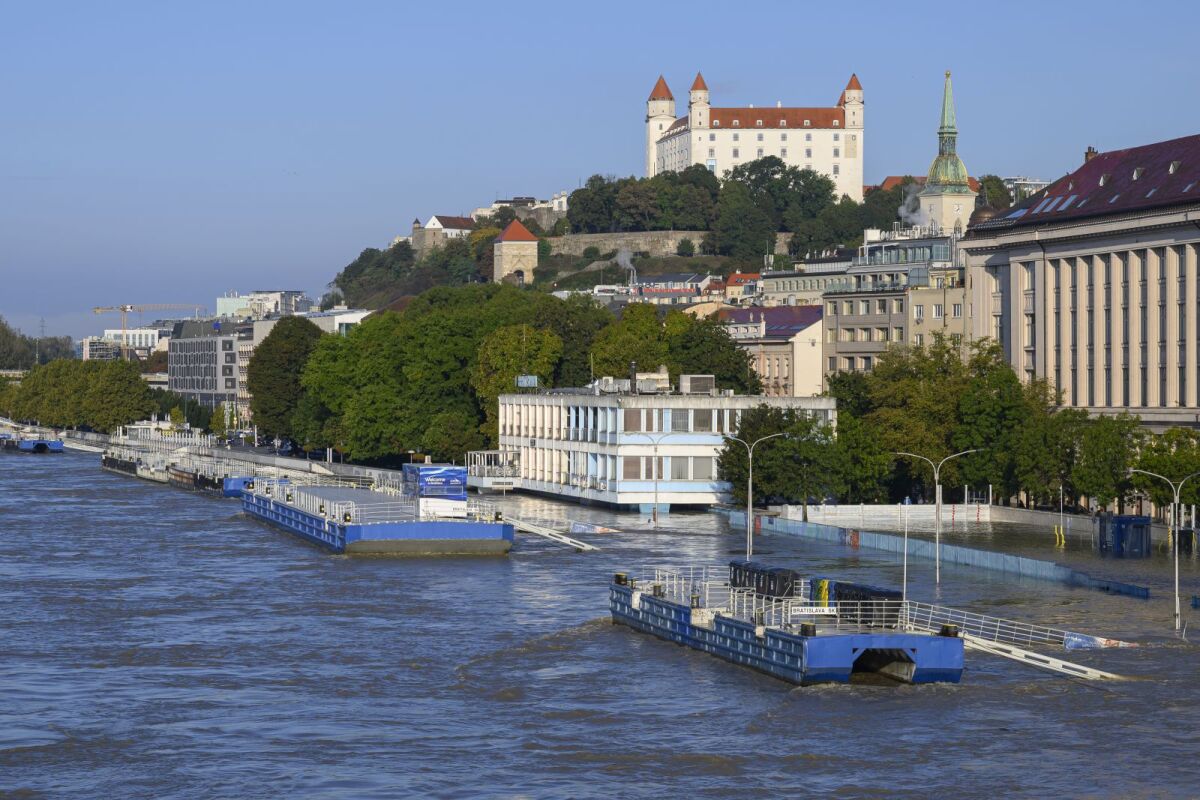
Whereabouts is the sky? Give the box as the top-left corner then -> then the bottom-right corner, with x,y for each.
4,0 -> 1200,339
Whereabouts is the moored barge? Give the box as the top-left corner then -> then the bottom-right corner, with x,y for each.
611,562 -> 964,685
1,433 -> 64,454
242,477 -> 514,556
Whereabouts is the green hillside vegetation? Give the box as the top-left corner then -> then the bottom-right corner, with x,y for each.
0,316 -> 74,369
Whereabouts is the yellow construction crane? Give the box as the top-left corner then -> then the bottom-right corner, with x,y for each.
92,304 -> 207,359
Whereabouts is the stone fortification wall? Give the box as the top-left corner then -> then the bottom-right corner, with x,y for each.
549,230 -> 792,257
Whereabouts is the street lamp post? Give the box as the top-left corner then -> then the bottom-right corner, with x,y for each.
894,449 -> 979,585
1130,468 -> 1200,632
727,432 -> 789,560
902,501 -> 909,603
629,432 -> 677,528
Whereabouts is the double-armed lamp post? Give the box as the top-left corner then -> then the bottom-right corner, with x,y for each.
1130,468 -> 1200,632
726,432 -> 789,560
894,449 -> 979,585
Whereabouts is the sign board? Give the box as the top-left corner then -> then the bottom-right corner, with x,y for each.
516,374 -> 539,389
789,606 -> 838,616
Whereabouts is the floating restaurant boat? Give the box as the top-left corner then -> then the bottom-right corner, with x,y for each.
242,471 -> 514,556
1,432 -> 64,454
611,562 -> 964,685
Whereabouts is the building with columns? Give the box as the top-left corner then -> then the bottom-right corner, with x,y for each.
965,134 -> 1200,430
646,72 -> 864,201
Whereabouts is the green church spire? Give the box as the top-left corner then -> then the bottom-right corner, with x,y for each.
923,70 -> 971,191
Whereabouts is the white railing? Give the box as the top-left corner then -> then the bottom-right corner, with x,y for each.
899,600 -> 1071,648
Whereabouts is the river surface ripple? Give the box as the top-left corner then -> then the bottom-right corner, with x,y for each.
2,452 -> 1198,798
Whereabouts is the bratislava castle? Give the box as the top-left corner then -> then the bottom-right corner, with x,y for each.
646,72 -> 864,201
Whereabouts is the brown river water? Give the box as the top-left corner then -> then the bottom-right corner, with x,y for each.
2,452 -> 1198,798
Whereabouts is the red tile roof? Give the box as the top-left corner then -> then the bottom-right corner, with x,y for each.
970,133 -> 1200,233
430,215 -> 474,230
648,75 -> 674,101
727,272 -> 761,285
691,72 -> 708,91
710,106 -> 844,130
846,73 -> 862,91
495,219 -> 539,242
877,175 -> 981,192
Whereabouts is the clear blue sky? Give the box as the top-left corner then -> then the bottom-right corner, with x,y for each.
4,0 -> 1199,338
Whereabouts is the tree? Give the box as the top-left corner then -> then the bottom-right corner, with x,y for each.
824,370 -> 874,418
471,324 -> 563,443
717,405 -> 839,519
1133,427 -> 1200,507
676,238 -> 695,257
1015,406 -> 1089,508
169,406 -> 185,429
1073,413 -> 1142,510
666,314 -> 760,393
246,316 -> 323,440
977,175 -> 1013,209
422,410 -> 486,462
833,413 -> 891,503
615,180 -> 661,231
710,181 -> 776,261
953,340 -> 1028,498
589,303 -> 670,378
210,402 -> 229,437
726,157 -> 835,231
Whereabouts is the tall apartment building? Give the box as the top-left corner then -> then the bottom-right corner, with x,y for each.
965,134 -> 1200,430
646,72 -> 864,201
167,321 -> 247,409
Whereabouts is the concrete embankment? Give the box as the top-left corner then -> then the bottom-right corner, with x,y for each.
720,507 -> 1150,599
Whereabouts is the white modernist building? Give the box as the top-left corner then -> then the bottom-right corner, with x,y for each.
647,72 -> 864,201
471,375 -> 836,512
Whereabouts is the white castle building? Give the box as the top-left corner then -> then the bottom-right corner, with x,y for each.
646,72 -> 864,201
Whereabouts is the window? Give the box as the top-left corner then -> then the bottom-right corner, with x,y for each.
859,300 -> 870,314
732,120 -> 740,127
876,299 -> 887,314
733,132 -> 739,141
755,120 -> 763,128
692,409 -> 713,432
893,327 -> 904,342
222,340 -> 233,351
826,328 -> 836,343
756,132 -> 763,141
932,304 -> 944,319
757,148 -> 764,158
692,457 -> 714,481
623,408 -> 642,432
875,328 -> 888,342
833,148 -> 840,158
805,148 -> 812,158
827,301 -> 837,315
671,457 -> 689,480
780,120 -> 788,128
622,456 -> 641,480
805,133 -> 812,141
914,304 -> 925,320
828,356 -> 837,371
708,148 -> 715,158
780,133 -> 787,141
893,299 -> 904,313
833,133 -> 840,141
804,119 -> 811,127
732,148 -> 739,158
843,301 -> 854,314
914,333 -> 925,346
671,410 -> 690,432
952,303 -> 962,318
833,165 -> 840,175
709,133 -> 715,141
860,356 -> 872,371
781,148 -> 787,158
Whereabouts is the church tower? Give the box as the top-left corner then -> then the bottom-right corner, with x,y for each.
646,75 -> 676,177
688,72 -> 709,131
918,71 -> 977,233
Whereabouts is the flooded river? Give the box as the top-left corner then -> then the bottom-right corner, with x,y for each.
2,452 -> 1198,798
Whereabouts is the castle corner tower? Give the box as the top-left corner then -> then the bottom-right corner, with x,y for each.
646,75 -> 676,177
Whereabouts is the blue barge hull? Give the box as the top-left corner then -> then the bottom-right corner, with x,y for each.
2,437 -> 63,453
242,490 -> 514,555
610,583 -> 963,685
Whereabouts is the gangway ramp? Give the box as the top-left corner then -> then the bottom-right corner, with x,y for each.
503,514 -> 599,552
959,634 -> 1126,681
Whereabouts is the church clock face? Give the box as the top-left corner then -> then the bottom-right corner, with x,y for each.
953,203 -> 962,214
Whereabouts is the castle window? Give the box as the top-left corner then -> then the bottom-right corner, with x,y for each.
833,120 -> 840,127
733,133 -> 739,141
756,132 -> 763,141
780,120 -> 787,127
757,148 -> 764,158
833,148 -> 840,158
708,148 -> 715,158
805,133 -> 812,141
781,148 -> 787,158
756,120 -> 763,127
732,120 -> 740,127
805,148 -> 812,158
833,164 -> 840,175
833,133 -> 840,141
804,119 -> 811,127
709,133 -> 715,141
781,133 -> 787,141
713,120 -> 720,127
733,148 -> 739,159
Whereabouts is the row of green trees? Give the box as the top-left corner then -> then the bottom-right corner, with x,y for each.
0,316 -> 74,369
567,158 -> 925,259
246,285 -> 758,463
0,359 -> 156,432
720,334 -> 1198,511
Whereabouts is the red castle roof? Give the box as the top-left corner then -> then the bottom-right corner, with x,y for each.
648,75 -> 673,101
691,72 -> 708,91
496,219 -> 539,242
